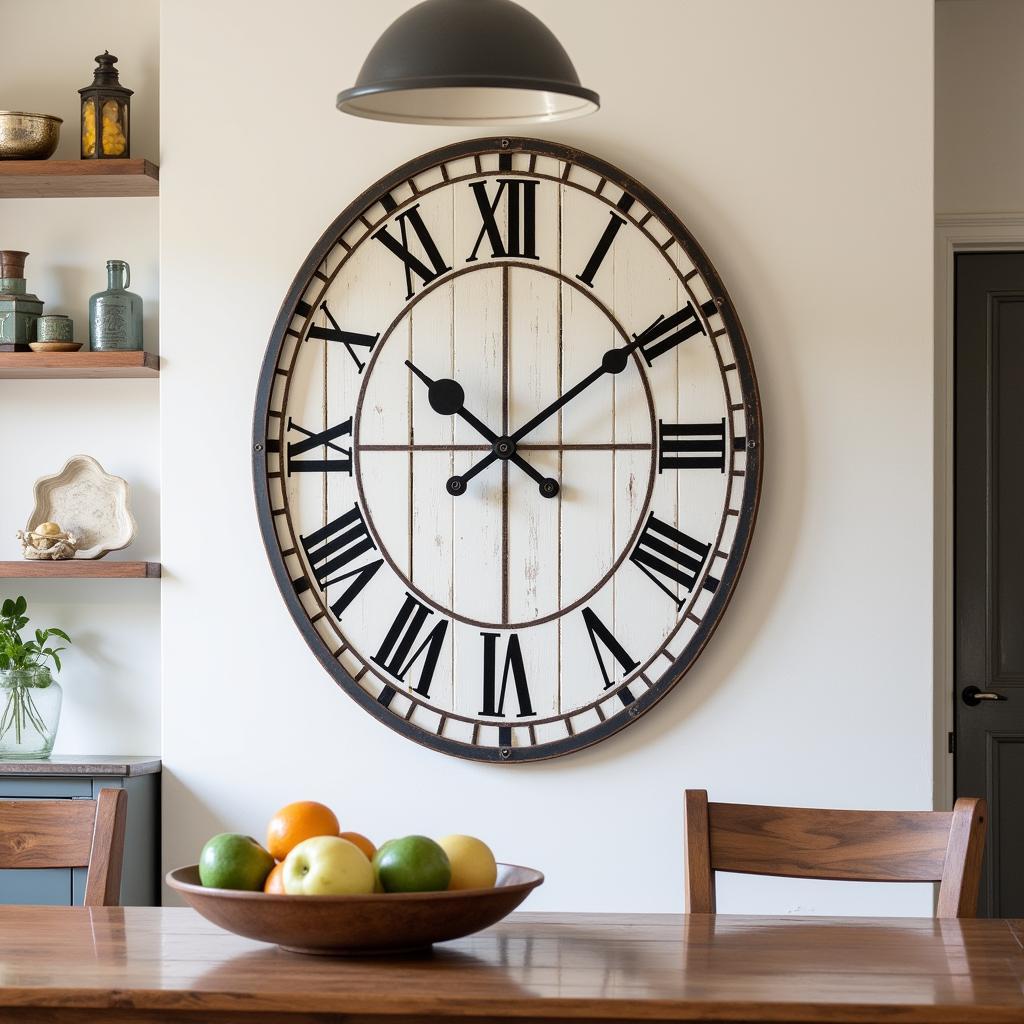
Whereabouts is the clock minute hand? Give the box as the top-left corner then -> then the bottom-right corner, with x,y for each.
509,330 -> 649,445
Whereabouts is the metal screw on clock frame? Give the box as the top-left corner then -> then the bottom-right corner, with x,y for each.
500,747 -> 511,759
254,443 -> 264,452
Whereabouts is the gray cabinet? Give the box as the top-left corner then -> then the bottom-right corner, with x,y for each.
0,756 -> 160,907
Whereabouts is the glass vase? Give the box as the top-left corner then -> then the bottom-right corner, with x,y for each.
89,259 -> 143,351
0,667 -> 62,760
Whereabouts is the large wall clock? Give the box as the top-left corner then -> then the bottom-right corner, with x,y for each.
254,137 -> 762,762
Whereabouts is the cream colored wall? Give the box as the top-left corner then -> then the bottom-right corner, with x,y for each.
160,0 -> 936,913
936,0 -> 1024,213
0,0 -> 160,756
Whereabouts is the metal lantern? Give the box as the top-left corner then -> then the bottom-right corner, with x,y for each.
79,52 -> 132,159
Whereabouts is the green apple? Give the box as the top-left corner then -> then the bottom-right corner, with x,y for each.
373,835 -> 451,892
282,835 -> 374,895
198,833 -> 275,891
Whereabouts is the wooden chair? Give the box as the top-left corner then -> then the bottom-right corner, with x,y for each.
0,788 -> 127,906
684,790 -> 987,918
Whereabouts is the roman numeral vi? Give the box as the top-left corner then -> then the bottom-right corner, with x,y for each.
479,633 -> 535,718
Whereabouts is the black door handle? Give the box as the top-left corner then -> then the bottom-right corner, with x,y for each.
962,685 -> 1008,707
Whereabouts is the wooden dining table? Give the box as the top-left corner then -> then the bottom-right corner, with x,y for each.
2,906 -> 1024,1023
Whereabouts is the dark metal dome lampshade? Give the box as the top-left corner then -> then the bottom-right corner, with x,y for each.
337,0 -> 600,125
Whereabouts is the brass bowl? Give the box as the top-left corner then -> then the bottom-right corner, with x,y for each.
0,112 -> 63,160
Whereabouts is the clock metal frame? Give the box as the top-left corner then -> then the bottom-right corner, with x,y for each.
253,136 -> 763,762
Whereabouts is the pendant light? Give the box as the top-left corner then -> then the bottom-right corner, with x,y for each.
337,0 -> 599,126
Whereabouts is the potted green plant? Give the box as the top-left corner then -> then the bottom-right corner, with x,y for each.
0,596 -> 72,759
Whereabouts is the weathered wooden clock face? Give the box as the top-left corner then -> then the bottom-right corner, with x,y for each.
254,138 -> 761,762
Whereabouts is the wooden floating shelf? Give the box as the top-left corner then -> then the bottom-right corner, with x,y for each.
0,352 -> 158,379
0,561 -> 160,580
0,159 -> 159,199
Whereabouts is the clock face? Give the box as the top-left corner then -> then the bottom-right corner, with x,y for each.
254,137 -> 761,762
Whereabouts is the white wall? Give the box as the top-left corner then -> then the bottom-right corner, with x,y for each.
0,0 -> 161,756
936,0 -> 1024,213
162,0 -> 935,913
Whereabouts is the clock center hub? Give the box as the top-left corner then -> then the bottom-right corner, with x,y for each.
493,436 -> 516,460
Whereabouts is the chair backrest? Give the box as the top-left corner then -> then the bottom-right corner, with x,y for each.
684,790 -> 987,918
0,788 -> 127,906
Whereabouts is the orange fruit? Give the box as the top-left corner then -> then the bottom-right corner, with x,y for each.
266,801 -> 340,862
263,861 -> 287,894
340,831 -> 376,861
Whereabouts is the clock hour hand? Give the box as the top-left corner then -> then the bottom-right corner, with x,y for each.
404,361 -> 559,499
405,359 -> 496,442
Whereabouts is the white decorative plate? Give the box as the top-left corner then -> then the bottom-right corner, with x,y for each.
27,455 -> 136,559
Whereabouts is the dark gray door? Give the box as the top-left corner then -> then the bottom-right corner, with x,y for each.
955,251 -> 1024,918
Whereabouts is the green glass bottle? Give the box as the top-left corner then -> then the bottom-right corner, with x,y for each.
89,259 -> 142,351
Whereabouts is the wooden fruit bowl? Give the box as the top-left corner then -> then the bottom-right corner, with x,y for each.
167,863 -> 544,955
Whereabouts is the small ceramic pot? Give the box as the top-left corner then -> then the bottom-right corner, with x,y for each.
35,315 -> 73,343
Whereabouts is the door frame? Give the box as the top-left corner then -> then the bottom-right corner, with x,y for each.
934,213 -> 1024,811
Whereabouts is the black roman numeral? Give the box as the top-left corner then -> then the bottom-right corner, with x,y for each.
298,504 -> 383,619
286,417 -> 352,475
581,607 -> 639,690
306,302 -> 379,373
576,195 -> 634,287
659,418 -> 744,472
373,204 -> 453,300
479,633 -> 535,718
630,512 -> 719,607
467,178 -> 539,262
634,299 -> 718,366
372,593 -> 449,698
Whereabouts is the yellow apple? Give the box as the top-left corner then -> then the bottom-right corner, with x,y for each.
282,835 -> 374,896
437,834 -> 498,890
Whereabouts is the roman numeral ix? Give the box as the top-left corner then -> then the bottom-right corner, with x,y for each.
373,204 -> 453,301
467,178 -> 539,262
286,417 -> 352,475
306,302 -> 379,373
634,299 -> 718,365
372,593 -> 449,698
296,503 -> 383,620
630,512 -> 719,607
582,607 -> 639,690
659,418 -> 745,472
479,633 -> 535,718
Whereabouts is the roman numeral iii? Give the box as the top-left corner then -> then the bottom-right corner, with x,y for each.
467,178 -> 539,262
479,633 -> 535,718
286,417 -> 352,475
630,512 -> 719,607
581,607 -> 639,690
306,302 -> 379,373
372,594 -> 449,698
373,204 -> 452,300
634,299 -> 718,365
296,503 -> 383,619
659,418 -> 746,473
